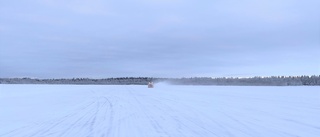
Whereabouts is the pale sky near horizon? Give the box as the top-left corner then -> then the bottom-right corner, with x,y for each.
0,0 -> 319,78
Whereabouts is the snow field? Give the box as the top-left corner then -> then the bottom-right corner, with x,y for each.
0,84 -> 319,137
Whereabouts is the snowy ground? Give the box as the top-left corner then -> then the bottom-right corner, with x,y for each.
0,84 -> 319,137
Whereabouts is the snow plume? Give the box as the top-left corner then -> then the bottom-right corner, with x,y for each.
154,81 -> 172,87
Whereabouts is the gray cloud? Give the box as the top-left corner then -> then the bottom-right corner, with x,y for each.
0,0 -> 319,78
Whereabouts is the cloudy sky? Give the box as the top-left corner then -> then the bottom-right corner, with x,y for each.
0,0 -> 319,78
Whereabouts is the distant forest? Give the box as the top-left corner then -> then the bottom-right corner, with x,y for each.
1,75 -> 320,86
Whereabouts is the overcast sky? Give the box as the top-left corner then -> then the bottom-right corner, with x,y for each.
0,0 -> 319,78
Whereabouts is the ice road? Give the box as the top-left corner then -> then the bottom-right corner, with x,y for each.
0,84 -> 319,137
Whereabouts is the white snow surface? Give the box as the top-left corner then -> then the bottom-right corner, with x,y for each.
0,84 -> 319,137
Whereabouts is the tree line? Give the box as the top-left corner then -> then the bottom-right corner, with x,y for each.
167,75 -> 320,86
0,75 -> 319,86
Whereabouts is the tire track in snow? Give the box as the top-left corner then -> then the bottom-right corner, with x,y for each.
147,98 -> 210,136
1,94 -> 115,137
147,94 -> 232,137
126,86 -> 171,137
0,100 -> 97,137
100,96 -> 114,137
126,86 -> 227,137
